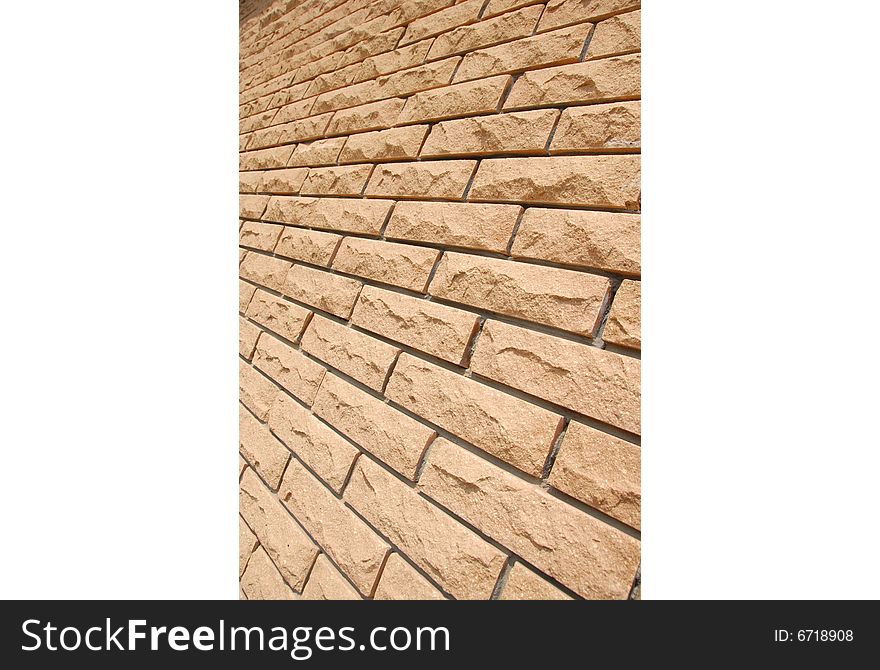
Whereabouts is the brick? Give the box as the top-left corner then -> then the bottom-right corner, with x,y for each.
280,458 -> 389,595
241,547 -> 298,600
313,80 -> 380,115
292,51 -> 343,84
587,9 -> 640,58
239,359 -> 280,421
470,320 -> 641,434
239,170 -> 263,193
351,285 -> 480,364
300,164 -> 373,196
385,0 -> 457,26
307,61 -> 363,97
239,517 -> 258,577
239,252 -> 291,292
339,126 -> 430,164
344,456 -> 506,599
240,109 -> 277,134
239,221 -> 283,251
428,5 -> 543,60
469,155 -> 641,209
266,112 -> 335,146
257,168 -> 310,194
245,289 -> 312,343
287,137 -> 346,167
301,315 -> 400,391
499,562 -> 573,600
240,145 -> 296,170
365,160 -> 476,199
399,0 -> 483,46
398,75 -> 509,125
239,317 -> 261,360
239,455 -> 247,477
602,279 -> 640,349
239,402 -> 290,489
301,555 -> 361,600
373,554 -> 446,600
267,393 -> 358,493
332,238 -> 440,292
385,201 -> 521,252
274,227 -> 341,266
418,439 -> 639,599
356,39 -> 434,82
386,354 -> 564,475
431,253 -> 611,335
240,194 -> 270,218
273,97 -> 317,124
454,22 -> 593,82
373,57 -> 461,101
239,280 -> 257,313
252,331 -> 327,405
503,54 -> 640,109
510,208 -> 640,275
312,374 -> 435,479
240,133 -> 251,151
326,98 -> 406,135
538,0 -> 640,32
548,421 -> 640,529
239,468 -> 318,590
420,109 -> 559,157
239,246 -> 247,263
483,0 -> 544,19
283,264 -> 363,318
337,27 -> 405,68
264,196 -> 394,235
550,101 -> 641,153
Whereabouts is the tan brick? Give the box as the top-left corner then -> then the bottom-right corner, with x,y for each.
431,253 -> 611,335
240,145 -> 296,170
483,0 -> 544,19
239,280 -> 257,313
418,439 -> 639,599
469,155 -> 640,209
258,167 -> 312,195
239,455 -> 247,477
253,331 -> 327,405
241,109 -> 278,134
239,252 -> 292,292
267,81 -> 311,108
538,0 -> 640,32
470,320 -> 640,434
300,164 -> 373,196
239,359 -> 280,421
239,170 -> 263,193
239,468 -> 318,590
326,98 -> 406,136
454,22 -> 593,82
312,374 -> 435,479
241,547 -> 299,600
264,196 -> 394,235
301,555 -> 361,600
373,554 -> 446,600
339,126 -> 429,164
550,101 -> 641,153
239,221 -> 283,251
332,238 -> 440,292
283,264 -> 363,318
337,27 -> 405,68
239,246 -> 247,263
301,315 -> 400,391
351,285 -> 480,364
499,562 -> 573,600
503,54 -> 640,109
240,194 -> 270,218
587,9 -> 640,58
400,0 -> 483,46
385,0 -> 457,26
267,393 -> 359,493
314,80 -> 380,116
263,112 -> 334,147
398,75 -> 509,125
365,160 -> 476,199
386,354 -> 564,476
421,109 -> 558,157
344,456 -> 506,599
274,227 -> 341,266
356,39 -> 434,82
239,402 -> 290,489
292,51 -> 343,84
307,61 -> 364,97
373,57 -> 462,101
385,201 -> 520,252
602,279 -> 640,349
245,289 -> 312,343
239,317 -> 261,360
511,208 -> 640,275
280,458 -> 389,595
548,421 -> 640,529
429,6 -> 543,61
239,516 -> 258,577
273,97 -> 317,125
287,137 -> 346,167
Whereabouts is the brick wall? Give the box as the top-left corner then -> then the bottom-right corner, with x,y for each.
239,0 -> 641,600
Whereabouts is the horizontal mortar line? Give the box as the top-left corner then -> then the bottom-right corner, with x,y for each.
240,274 -> 642,446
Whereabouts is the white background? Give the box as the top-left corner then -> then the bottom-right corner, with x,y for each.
1,1 -> 878,599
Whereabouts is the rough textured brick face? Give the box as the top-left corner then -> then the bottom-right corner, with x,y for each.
241,0 -> 640,600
